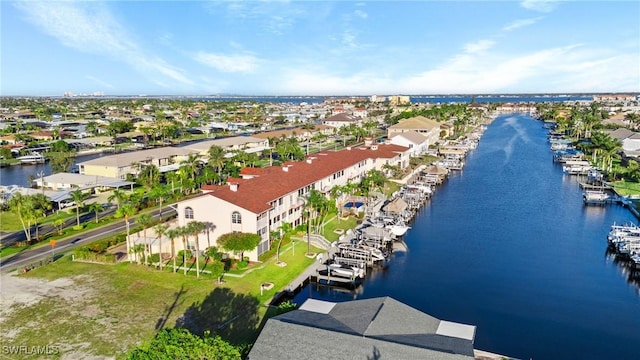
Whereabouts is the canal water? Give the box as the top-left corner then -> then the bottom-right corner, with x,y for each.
291,114 -> 640,360
0,153 -> 107,187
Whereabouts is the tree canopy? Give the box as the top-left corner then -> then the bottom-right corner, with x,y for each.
216,232 -> 261,260
126,328 -> 240,360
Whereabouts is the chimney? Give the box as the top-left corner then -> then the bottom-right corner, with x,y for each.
282,166 -> 289,172
346,146 -> 351,150
229,182 -> 239,192
306,158 -> 313,164
364,137 -> 373,146
371,144 -> 378,150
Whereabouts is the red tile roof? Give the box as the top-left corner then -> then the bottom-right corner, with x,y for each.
205,144 -> 408,213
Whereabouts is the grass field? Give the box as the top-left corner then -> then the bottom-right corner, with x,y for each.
611,180 -> 640,196
0,240 -> 317,359
0,211 -> 25,231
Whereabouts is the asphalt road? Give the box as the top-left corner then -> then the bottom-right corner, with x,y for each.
0,207 -> 117,247
0,207 -> 176,273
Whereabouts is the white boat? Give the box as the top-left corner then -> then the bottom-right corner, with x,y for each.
327,263 -> 365,278
17,152 -> 47,164
583,190 -> 610,204
388,224 -> 411,237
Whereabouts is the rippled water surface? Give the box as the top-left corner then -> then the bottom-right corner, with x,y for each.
293,114 -> 640,360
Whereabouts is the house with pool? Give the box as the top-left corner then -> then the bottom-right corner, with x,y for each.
172,143 -> 411,261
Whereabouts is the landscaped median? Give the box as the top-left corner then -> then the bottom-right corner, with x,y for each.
0,239 -> 321,359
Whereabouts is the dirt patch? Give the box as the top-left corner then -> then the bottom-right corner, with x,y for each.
0,273 -> 93,323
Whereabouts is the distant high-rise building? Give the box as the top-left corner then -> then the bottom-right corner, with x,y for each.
388,95 -> 411,105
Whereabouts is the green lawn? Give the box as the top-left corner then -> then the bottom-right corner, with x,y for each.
611,180 -> 640,196
0,211 -> 24,231
0,209 -> 75,232
322,216 -> 359,242
1,240 -> 319,359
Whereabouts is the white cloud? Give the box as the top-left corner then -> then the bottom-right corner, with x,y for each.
354,9 -> 368,19
503,17 -> 543,31
520,0 -> 560,13
193,52 -> 260,73
14,1 -> 193,86
464,40 -> 495,54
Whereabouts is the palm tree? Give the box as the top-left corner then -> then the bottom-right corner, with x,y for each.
178,226 -> 190,275
148,184 -> 170,218
164,171 -> 180,194
69,189 -> 87,227
153,224 -> 168,269
131,244 -> 145,264
108,188 -> 128,209
186,221 -> 206,278
136,213 -> 153,266
208,145 -> 226,184
137,164 -> 160,189
88,202 -> 103,223
180,153 -> 201,182
276,222 -> 292,265
9,193 -> 36,243
165,228 -> 180,273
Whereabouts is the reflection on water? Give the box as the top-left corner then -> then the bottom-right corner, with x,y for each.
291,114 -> 640,360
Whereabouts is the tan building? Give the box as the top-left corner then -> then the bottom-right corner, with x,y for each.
77,147 -> 196,179
388,95 -> 411,105
323,113 -> 361,129
181,136 -> 269,157
388,116 -> 441,147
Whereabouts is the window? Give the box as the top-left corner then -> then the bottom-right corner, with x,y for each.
232,211 -> 242,224
185,207 -> 194,219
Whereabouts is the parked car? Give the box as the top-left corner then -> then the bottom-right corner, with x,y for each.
59,200 -> 76,209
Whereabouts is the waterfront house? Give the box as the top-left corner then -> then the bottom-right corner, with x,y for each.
77,147 -> 196,179
173,144 -> 410,261
323,112 -> 361,129
388,116 -> 441,147
253,125 -> 334,142
181,136 -> 269,158
388,130 -> 430,156
34,172 -> 134,191
248,297 -> 477,360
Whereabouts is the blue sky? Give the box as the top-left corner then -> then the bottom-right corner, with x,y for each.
2,0 -> 639,96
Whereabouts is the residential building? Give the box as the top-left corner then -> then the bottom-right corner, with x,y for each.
323,113 -> 361,129
77,147 -> 196,179
248,296 -> 477,360
388,116 -> 441,147
388,95 -> 411,105
34,172 -> 134,191
253,126 -> 334,142
388,130 -> 430,156
174,144 -> 410,261
181,136 -> 269,158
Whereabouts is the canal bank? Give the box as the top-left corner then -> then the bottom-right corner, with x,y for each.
289,114 -> 640,360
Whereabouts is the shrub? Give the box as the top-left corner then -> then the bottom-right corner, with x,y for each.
88,241 -> 108,253
148,253 -> 160,263
208,261 -> 225,278
236,260 -> 248,269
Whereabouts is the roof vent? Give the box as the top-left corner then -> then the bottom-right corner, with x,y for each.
371,145 -> 378,150
229,182 -> 239,192
282,166 -> 289,172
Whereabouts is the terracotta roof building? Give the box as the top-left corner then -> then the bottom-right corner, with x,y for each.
175,143 -> 410,261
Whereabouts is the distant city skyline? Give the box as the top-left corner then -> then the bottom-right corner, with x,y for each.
2,0 -> 639,96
